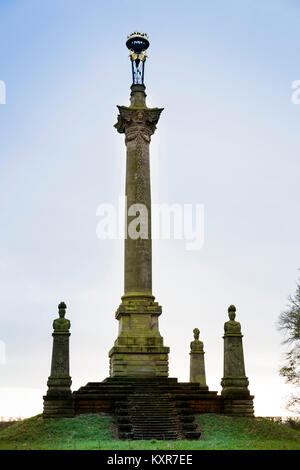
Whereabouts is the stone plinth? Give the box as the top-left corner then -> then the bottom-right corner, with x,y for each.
109,295 -> 169,376
43,302 -> 74,418
189,328 -> 207,389
221,305 -> 254,417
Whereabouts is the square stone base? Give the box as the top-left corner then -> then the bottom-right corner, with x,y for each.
109,346 -> 169,377
43,395 -> 75,418
223,397 -> 254,417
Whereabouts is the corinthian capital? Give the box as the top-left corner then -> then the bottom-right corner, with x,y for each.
114,106 -> 163,143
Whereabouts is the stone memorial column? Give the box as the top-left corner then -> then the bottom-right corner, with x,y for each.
43,302 -> 74,418
221,305 -> 254,416
189,328 -> 208,389
108,33 -> 170,377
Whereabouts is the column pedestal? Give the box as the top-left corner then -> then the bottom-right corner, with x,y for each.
109,295 -> 169,377
43,302 -> 74,418
189,328 -> 208,389
221,305 -> 254,417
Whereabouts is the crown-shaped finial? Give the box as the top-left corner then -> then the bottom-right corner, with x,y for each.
125,33 -> 150,86
127,32 -> 149,41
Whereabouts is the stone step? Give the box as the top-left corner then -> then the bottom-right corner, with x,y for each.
116,417 -> 131,424
178,409 -> 193,415
129,393 -> 173,396
131,417 -> 178,422
129,404 -> 176,408
129,397 -> 174,400
179,416 -> 195,423
119,432 -> 134,440
103,377 -> 179,383
129,405 -> 176,408
133,428 -> 180,432
133,434 -> 181,437
130,409 -> 176,412
128,395 -> 170,404
133,430 -> 180,433
130,411 -> 177,414
76,385 -> 201,392
133,422 -> 179,426
119,424 -> 133,431
129,406 -> 176,410
133,437 -> 179,440
133,429 -> 179,434
178,409 -> 194,417
130,414 -> 177,418
130,404 -> 175,407
129,403 -> 176,406
130,404 -> 176,407
130,418 -> 178,422
133,427 -> 179,433
133,435 -> 179,438
184,431 -> 202,440
76,390 -> 213,398
129,398 -> 174,401
181,423 -> 198,431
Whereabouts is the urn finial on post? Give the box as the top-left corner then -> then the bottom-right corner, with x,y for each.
189,328 -> 207,389
221,305 -> 254,416
43,302 -> 74,418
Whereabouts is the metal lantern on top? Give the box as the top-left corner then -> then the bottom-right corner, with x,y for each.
126,32 -> 150,85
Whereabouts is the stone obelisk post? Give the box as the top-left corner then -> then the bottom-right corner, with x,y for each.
43,302 -> 74,417
221,305 -> 254,416
189,328 -> 208,389
108,33 -> 169,377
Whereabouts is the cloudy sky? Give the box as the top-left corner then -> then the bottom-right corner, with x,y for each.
0,0 -> 300,418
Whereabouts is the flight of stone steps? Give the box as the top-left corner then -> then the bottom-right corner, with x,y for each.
74,377 -> 220,439
115,391 -> 201,440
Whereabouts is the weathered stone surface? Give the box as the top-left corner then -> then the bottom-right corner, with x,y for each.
189,328 -> 207,388
221,305 -> 254,416
110,85 -> 169,377
43,302 -> 74,418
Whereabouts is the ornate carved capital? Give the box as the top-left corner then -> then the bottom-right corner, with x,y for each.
114,106 -> 163,144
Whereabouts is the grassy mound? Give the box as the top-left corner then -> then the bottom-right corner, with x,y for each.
0,413 -> 299,450
196,414 -> 300,450
0,414 -> 113,450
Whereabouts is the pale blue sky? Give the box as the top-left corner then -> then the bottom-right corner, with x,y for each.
0,0 -> 300,417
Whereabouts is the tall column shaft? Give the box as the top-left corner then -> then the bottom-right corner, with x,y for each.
109,85 -> 169,377
116,84 -> 162,297
124,121 -> 152,295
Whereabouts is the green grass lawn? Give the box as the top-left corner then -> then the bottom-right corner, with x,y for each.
0,413 -> 299,450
